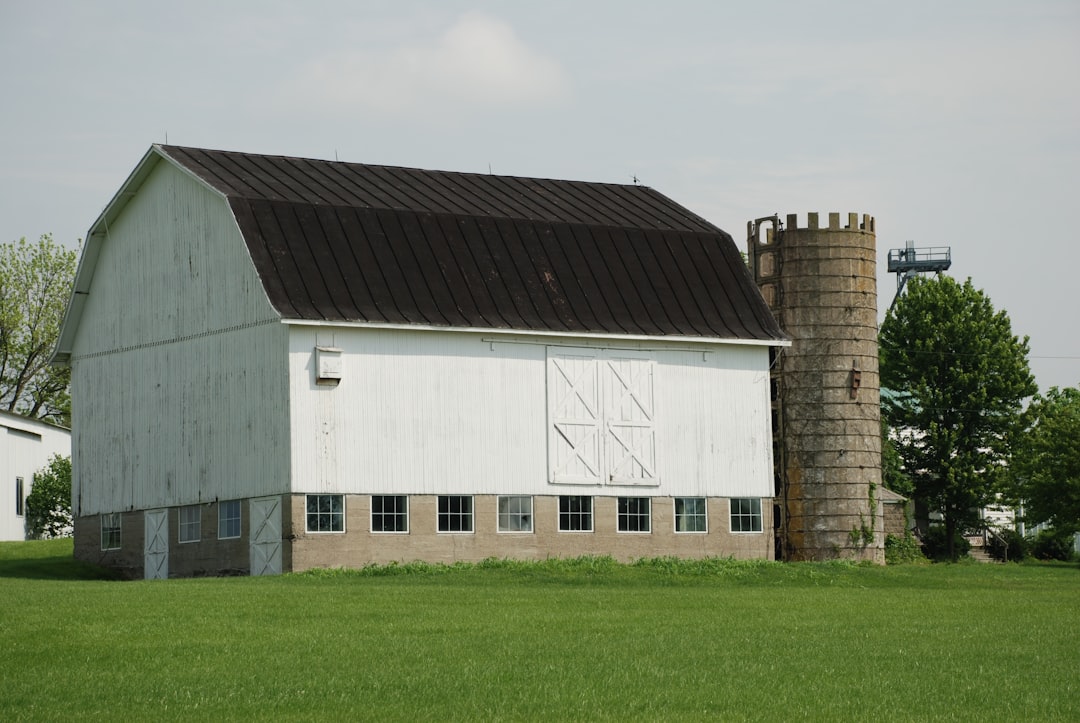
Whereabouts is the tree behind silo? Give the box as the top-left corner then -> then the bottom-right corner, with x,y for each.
1012,386 -> 1080,534
880,276 -> 1036,560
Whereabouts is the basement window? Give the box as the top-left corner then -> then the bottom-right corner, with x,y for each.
178,505 -> 201,543
497,496 -> 533,533
730,498 -> 763,533
675,497 -> 707,533
438,495 -> 473,533
371,495 -> 409,533
219,500 -> 241,540
617,497 -> 651,532
558,495 -> 593,532
101,513 -> 122,551
306,494 -> 345,533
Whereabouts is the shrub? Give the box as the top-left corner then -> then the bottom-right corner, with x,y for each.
885,532 -> 926,564
921,525 -> 971,562
1030,527 -> 1078,561
986,528 -> 1028,562
25,455 -> 72,539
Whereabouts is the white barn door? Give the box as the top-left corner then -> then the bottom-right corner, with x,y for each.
144,509 -> 168,580
548,350 -> 602,484
604,355 -> 657,486
249,496 -> 282,576
548,348 -> 658,487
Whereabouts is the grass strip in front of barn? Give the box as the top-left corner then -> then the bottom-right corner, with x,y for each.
2,540 -> 1077,721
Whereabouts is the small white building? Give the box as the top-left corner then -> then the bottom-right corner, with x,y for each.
54,145 -> 788,578
0,410 -> 71,540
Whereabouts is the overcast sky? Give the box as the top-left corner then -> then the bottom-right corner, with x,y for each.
2,0 -> 1077,391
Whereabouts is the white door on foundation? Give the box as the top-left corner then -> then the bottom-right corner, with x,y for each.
144,509 -> 168,580
249,496 -> 282,576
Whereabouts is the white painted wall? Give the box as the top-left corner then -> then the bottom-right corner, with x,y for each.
287,326 -> 774,498
0,412 -> 71,540
69,160 -> 290,515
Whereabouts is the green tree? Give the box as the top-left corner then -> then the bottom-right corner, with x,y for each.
880,276 -> 1036,559
881,418 -> 913,497
25,454 -> 72,539
0,234 -> 78,424
1013,386 -> 1080,533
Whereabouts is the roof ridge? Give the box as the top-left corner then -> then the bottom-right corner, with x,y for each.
159,145 -> 720,234
159,143 -> 652,192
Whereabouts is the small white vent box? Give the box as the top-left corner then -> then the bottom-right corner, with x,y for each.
315,346 -> 343,384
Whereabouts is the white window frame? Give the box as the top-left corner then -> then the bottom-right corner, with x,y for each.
558,495 -> 593,532
178,505 -> 201,544
437,495 -> 474,533
15,477 -> 24,517
497,496 -> 533,533
218,500 -> 241,540
371,495 -> 409,533
730,498 -> 763,533
674,497 -> 708,533
101,513 -> 122,551
617,497 -> 651,533
306,494 -> 345,533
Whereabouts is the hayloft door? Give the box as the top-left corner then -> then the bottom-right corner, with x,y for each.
548,350 -> 602,484
604,355 -> 658,486
250,496 -> 282,576
144,509 -> 168,580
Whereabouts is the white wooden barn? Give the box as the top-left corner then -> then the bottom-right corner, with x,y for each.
1,410 -> 71,541
54,145 -> 788,578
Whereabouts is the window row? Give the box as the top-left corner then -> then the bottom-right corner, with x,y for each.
98,496 -> 764,550
305,495 -> 763,535
100,501 -> 243,550
178,500 -> 243,543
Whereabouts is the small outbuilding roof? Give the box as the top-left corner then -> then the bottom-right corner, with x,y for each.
0,409 -> 70,435
56,145 -> 786,362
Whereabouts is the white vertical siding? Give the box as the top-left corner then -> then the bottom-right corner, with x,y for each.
288,328 -> 549,496
288,328 -> 773,498
656,345 -> 774,497
0,414 -> 71,540
70,161 -> 290,515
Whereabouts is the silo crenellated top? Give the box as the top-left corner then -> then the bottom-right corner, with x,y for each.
782,212 -> 875,234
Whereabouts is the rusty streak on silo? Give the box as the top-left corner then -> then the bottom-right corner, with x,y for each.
748,212 -> 884,563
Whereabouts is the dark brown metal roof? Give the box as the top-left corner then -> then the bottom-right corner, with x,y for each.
159,145 -> 785,342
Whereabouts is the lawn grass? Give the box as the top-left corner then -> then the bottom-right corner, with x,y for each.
2,540 -> 1078,721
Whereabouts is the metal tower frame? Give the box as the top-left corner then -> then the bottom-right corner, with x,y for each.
887,240 -> 952,310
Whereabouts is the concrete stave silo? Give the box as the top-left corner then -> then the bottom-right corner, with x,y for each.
748,212 -> 884,562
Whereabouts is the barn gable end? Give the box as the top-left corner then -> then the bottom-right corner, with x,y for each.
58,154 -> 290,525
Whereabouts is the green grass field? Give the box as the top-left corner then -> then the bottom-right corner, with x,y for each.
2,540 -> 1078,721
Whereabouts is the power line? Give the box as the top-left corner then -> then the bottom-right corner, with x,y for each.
878,344 -> 1080,361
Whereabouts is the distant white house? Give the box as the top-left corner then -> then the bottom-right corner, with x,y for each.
54,145 -> 788,578
0,410 -> 71,541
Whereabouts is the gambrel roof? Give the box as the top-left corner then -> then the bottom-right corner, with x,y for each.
56,145 -> 785,361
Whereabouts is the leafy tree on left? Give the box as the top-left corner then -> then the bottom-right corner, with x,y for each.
0,235 -> 77,425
